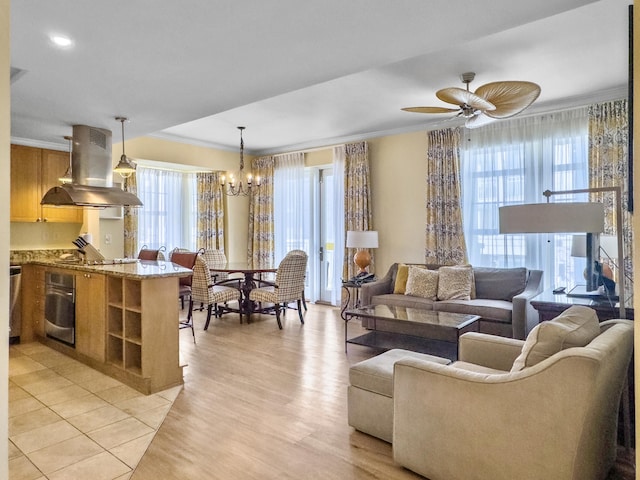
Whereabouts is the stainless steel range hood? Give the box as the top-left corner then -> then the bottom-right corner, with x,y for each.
41,125 -> 143,207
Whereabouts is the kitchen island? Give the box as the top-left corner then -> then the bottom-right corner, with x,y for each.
20,260 -> 191,394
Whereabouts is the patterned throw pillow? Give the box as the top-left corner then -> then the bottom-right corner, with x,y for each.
437,265 -> 473,300
405,267 -> 439,300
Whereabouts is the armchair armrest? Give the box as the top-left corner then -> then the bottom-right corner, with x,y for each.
511,269 -> 543,339
458,332 -> 524,371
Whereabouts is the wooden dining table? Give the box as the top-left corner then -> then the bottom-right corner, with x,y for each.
211,262 -> 277,315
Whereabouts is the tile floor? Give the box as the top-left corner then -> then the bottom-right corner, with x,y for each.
8,342 -> 182,480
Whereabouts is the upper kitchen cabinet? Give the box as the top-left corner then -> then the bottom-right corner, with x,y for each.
11,144 -> 83,223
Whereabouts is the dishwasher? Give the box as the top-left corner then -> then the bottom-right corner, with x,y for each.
44,271 -> 76,346
9,266 -> 21,343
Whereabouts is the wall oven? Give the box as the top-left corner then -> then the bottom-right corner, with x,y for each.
44,272 -> 75,346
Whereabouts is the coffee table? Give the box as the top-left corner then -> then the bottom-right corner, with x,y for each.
343,304 -> 480,360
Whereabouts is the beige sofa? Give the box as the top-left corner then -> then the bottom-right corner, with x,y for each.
360,263 -> 543,339
392,307 -> 633,480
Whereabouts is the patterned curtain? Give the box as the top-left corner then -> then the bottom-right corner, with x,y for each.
588,99 -> 633,296
196,171 -> 225,251
342,141 -> 372,280
247,156 -> 275,268
123,173 -> 138,258
425,128 -> 467,265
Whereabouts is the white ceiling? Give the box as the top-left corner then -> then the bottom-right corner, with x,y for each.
10,0 -> 632,156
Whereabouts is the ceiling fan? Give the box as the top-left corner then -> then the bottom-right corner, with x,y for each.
402,72 -> 541,128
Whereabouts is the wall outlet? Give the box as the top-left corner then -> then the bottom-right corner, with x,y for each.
104,234 -> 112,245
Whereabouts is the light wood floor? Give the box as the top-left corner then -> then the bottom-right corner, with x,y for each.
131,303 -> 636,480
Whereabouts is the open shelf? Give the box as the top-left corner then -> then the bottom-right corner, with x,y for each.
124,279 -> 142,311
107,276 -> 123,306
125,310 -> 142,344
107,334 -> 124,367
124,341 -> 142,375
108,305 -> 123,337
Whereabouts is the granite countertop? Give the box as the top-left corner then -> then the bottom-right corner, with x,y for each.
28,259 -> 192,279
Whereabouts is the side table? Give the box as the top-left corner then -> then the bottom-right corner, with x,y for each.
530,289 -> 634,323
340,281 -> 363,320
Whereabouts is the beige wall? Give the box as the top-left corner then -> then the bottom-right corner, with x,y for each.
1,0 -> 10,474
368,130 -> 427,275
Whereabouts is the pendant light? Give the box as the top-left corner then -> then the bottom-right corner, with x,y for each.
58,135 -> 73,184
114,116 -> 136,178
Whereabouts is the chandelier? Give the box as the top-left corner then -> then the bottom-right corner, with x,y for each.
220,126 -> 260,196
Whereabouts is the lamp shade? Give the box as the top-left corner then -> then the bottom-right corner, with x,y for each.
570,234 -> 587,257
346,230 -> 379,249
599,235 -> 618,258
499,203 -> 605,234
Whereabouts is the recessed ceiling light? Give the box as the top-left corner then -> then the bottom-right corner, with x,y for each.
50,35 -> 73,48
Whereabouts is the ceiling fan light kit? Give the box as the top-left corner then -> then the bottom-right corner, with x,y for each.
403,71 -> 541,128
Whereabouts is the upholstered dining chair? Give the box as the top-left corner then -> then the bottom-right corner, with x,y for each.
189,254 -> 242,333
137,245 -> 166,261
201,249 -> 230,284
169,249 -> 199,340
248,250 -> 308,329
287,249 -> 308,312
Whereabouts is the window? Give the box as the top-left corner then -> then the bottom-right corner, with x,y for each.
136,166 -> 198,253
461,108 -> 589,289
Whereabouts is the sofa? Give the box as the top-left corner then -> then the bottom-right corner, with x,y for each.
360,263 -> 543,340
392,307 -> 633,480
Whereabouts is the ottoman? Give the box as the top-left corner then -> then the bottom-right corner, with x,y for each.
348,349 -> 450,443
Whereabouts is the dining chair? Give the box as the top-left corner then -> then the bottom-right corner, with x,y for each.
190,254 -> 243,331
137,245 -> 166,261
287,249 -> 308,311
169,249 -> 200,341
248,250 -> 308,329
202,249 -> 230,284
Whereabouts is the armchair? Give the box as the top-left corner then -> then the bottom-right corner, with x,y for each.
392,315 -> 633,480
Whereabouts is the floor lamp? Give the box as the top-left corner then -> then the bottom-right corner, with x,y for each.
499,188 -> 626,320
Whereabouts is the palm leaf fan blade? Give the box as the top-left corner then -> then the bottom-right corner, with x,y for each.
465,112 -> 498,129
474,81 -> 541,119
436,87 -> 495,111
401,106 -> 460,114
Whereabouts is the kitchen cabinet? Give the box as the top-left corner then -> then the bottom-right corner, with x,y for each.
10,144 -> 83,223
107,275 -> 182,393
75,272 -> 106,362
21,261 -> 186,394
20,264 -> 45,342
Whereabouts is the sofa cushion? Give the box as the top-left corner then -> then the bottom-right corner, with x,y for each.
350,349 -> 450,397
511,305 -> 600,372
405,267 -> 439,300
473,267 -> 528,301
372,293 -> 436,310
433,299 -> 513,323
437,265 -> 474,301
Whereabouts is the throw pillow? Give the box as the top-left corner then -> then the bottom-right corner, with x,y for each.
473,267 -> 527,301
405,267 -> 439,300
511,305 -> 600,372
393,264 -> 410,294
437,265 -> 473,301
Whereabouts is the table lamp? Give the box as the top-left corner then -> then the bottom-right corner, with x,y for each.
346,230 -> 379,274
